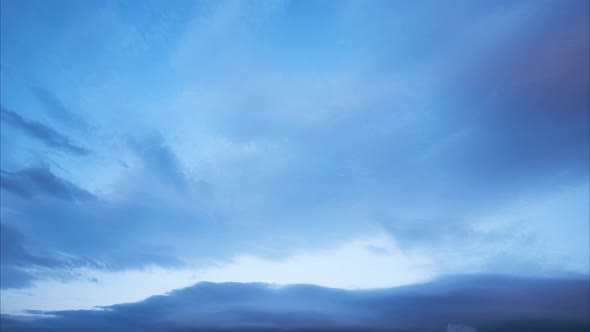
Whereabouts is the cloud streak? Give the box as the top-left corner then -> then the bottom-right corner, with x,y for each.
1,166 -> 95,201
29,86 -> 87,129
0,223 -> 100,290
0,107 -> 91,156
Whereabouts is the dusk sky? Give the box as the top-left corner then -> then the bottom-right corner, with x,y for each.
1,0 -> 589,331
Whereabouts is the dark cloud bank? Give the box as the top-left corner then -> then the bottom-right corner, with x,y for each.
1,275 -> 588,332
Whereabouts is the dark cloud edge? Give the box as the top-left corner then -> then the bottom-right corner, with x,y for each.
0,106 -> 91,156
0,166 -> 95,201
1,274 -> 588,332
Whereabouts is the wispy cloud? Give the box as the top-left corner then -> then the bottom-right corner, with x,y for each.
0,223 -> 99,290
1,166 -> 95,201
0,107 -> 91,156
29,86 -> 87,130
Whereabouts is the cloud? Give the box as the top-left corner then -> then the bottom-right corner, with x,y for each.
0,223 -> 97,290
1,166 -> 95,201
0,159 -> 198,290
29,86 -> 87,130
0,107 -> 91,156
0,136 -> 211,286
0,0 -> 588,317
1,275 -> 587,331
1,223 -> 42,289
0,191 -> 187,276
0,266 -> 37,289
127,133 -> 190,197
434,0 -> 589,185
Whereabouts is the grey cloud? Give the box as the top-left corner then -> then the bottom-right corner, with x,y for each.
0,215 -> 181,288
440,0 -> 589,182
0,223 -> 98,289
1,275 -> 588,331
0,194 -> 189,276
0,266 -> 37,289
1,166 -> 95,201
0,224 -> 40,288
0,106 -> 91,156
0,133 -> 232,283
128,133 -> 190,197
0,138 -> 221,278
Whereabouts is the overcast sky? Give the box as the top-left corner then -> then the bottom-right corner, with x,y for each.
1,0 -> 589,329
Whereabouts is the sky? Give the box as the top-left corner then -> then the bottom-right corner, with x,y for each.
0,0 -> 589,330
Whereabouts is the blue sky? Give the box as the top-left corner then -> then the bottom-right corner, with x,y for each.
1,0 -> 589,330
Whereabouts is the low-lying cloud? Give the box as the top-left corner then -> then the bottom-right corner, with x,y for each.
1,275 -> 588,332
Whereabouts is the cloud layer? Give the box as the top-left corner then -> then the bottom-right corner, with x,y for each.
0,0 -> 588,319
2,275 -> 588,332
